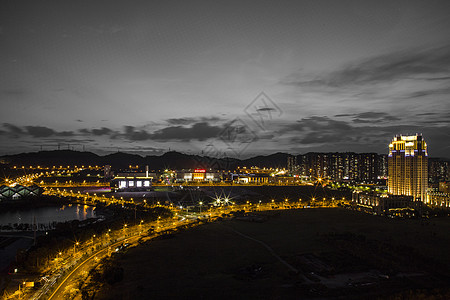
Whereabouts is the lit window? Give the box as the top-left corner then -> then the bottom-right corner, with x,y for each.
119,181 -> 126,188
128,181 -> 134,187
136,181 -> 142,187
144,181 -> 150,187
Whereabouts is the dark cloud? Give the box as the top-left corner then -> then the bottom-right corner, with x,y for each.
383,115 -> 400,121
3,123 -> 24,135
283,45 -> 450,88
41,138 -> 95,143
124,126 -> 152,141
421,119 -> 450,125
352,118 -> 375,124
285,116 -> 352,132
25,126 -> 55,137
406,87 -> 450,98
151,122 -> 222,141
92,127 -> 112,135
2,124 -> 73,138
333,112 -> 400,123
57,131 -> 74,136
426,76 -> 450,81
299,132 -> 359,144
352,113 -> 400,123
166,118 -> 195,125
79,127 -> 117,137
282,116 -> 437,147
334,114 -> 353,117
256,107 -> 276,112
355,112 -> 387,119
281,115 -> 450,158
25,126 -> 74,137
416,112 -> 438,116
284,116 -> 361,145
166,116 -> 222,125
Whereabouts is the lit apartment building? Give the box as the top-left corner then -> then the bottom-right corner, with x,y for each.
388,134 -> 428,202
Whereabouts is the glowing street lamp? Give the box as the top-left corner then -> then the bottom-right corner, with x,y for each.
73,241 -> 79,255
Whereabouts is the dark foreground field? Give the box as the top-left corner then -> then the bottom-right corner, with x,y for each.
96,208 -> 450,299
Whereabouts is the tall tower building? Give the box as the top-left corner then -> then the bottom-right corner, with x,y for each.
388,134 -> 428,201
288,155 -> 298,173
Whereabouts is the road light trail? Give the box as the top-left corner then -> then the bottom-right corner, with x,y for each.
43,215 -> 191,300
45,236 -> 135,300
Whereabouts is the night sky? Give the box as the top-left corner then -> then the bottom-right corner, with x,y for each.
1,0 -> 449,158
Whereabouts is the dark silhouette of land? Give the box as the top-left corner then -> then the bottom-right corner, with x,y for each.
93,208 -> 450,299
1,150 -> 290,170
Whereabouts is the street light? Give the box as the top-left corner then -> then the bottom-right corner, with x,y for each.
73,242 -> 79,255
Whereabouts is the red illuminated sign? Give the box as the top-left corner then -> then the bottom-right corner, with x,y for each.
194,169 -> 206,173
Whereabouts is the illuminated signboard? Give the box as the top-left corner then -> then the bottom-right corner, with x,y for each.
194,169 -> 206,173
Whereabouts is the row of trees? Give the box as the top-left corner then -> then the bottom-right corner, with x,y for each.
13,196 -> 173,273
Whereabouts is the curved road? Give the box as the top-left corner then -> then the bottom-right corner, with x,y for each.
46,232 -> 151,300
45,218 -> 187,300
39,207 -> 236,299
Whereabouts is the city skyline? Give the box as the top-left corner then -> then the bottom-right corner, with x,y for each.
1,0 -> 450,158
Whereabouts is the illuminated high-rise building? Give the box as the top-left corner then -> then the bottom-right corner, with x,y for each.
388,134 -> 428,201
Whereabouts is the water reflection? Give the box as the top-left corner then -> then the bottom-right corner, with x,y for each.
0,205 -> 96,226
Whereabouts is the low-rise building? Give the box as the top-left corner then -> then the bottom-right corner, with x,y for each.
110,165 -> 155,191
0,184 -> 43,201
426,191 -> 450,209
175,169 -> 222,183
424,182 -> 450,209
234,173 -> 271,184
352,191 -> 415,216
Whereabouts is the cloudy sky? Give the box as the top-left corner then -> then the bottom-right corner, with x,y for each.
1,0 -> 449,158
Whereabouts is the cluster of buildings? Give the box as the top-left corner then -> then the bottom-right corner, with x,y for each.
109,165 -> 306,192
110,167 -> 224,191
288,152 -> 448,184
106,133 -> 449,215
288,152 -> 386,183
352,134 -> 450,215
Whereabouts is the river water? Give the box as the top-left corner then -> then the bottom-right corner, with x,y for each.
0,204 -> 96,226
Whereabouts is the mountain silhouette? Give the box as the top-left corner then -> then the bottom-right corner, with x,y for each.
0,150 -> 290,171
